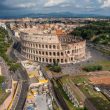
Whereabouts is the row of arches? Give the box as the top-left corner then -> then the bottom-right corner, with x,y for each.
22,42 -> 60,50
22,50 -> 85,64
22,47 -> 85,57
25,54 -> 73,64
22,48 -> 65,56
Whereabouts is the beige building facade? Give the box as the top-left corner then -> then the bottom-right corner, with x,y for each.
20,27 -> 86,64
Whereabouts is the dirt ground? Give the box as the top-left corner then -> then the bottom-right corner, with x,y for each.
89,71 -> 110,85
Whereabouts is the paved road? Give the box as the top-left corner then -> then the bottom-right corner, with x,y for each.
6,25 -> 29,110
11,64 -> 29,110
6,26 -> 18,61
88,43 -> 110,56
15,81 -> 29,110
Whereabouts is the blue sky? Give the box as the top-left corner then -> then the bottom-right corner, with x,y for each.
0,0 -> 110,17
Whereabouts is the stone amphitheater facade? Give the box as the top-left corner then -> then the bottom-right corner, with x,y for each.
20,28 -> 86,64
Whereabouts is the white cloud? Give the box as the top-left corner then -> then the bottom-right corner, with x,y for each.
102,0 -> 110,8
98,0 -> 110,8
85,0 -> 90,3
15,3 -> 36,8
60,4 -> 71,7
97,0 -> 102,3
44,0 -> 66,7
2,0 -> 38,9
1,0 -> 110,16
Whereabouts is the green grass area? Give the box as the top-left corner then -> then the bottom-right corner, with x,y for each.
95,46 -> 110,56
0,27 -> 20,72
72,76 -> 110,110
90,21 -> 110,26
52,78 -> 87,110
92,34 -> 110,45
0,76 -> 10,105
81,85 -> 110,110
52,79 -> 76,110
47,63 -> 61,73
73,77 -> 88,84
82,60 -> 110,71
0,27 -> 18,105
0,76 -> 5,84
0,27 -> 10,59
83,65 -> 102,72
60,77 -> 82,107
73,21 -> 110,41
0,76 -> 5,93
59,75 -> 69,83
0,92 -> 10,105
96,61 -> 110,70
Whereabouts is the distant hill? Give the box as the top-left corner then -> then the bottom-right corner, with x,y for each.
0,12 -> 110,19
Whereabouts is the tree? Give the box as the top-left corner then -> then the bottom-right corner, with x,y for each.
9,63 -> 20,72
83,65 -> 102,72
53,59 -> 58,66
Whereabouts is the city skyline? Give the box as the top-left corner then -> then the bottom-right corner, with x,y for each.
0,0 -> 110,17
0,2 -> 110,109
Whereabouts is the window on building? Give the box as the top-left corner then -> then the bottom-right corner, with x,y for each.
53,45 -> 56,49
46,52 -> 48,55
39,51 -> 41,54
61,59 -> 63,63
50,59 -> 52,63
57,52 -> 60,56
42,45 -> 44,48
42,58 -> 44,62
36,51 -> 38,54
57,59 -> 59,63
49,52 -> 52,56
39,58 -> 41,61
46,58 -> 48,62
46,45 -> 48,48
36,57 -> 38,61
36,44 -> 38,48
61,52 -> 63,56
67,51 -> 70,54
53,52 -> 56,56
42,51 -> 44,55
65,59 -> 67,62
49,45 -> 52,49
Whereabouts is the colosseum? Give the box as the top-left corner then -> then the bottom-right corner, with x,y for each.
20,24 -> 86,64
